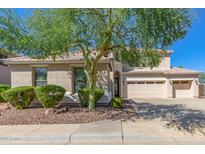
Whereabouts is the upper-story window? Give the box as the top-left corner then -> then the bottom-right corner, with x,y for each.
34,67 -> 48,86
161,57 -> 165,62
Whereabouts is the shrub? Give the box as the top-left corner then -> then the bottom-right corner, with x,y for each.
35,84 -> 66,108
1,86 -> 34,109
78,88 -> 105,107
112,97 -> 123,108
0,84 -> 11,102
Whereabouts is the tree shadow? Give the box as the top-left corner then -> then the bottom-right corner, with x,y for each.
132,101 -> 205,133
104,101 -> 138,122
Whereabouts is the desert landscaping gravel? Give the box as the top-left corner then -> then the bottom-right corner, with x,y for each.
0,101 -> 136,125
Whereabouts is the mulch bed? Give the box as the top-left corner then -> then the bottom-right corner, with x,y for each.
0,101 -> 136,125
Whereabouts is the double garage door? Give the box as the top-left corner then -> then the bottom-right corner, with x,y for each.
127,81 -> 166,98
127,80 -> 193,98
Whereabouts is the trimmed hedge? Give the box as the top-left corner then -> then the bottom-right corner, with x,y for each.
35,84 -> 66,108
0,84 -> 11,102
112,97 -> 123,108
1,86 -> 34,109
78,88 -> 104,107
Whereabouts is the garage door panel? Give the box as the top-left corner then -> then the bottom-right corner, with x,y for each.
173,82 -> 193,98
127,82 -> 166,98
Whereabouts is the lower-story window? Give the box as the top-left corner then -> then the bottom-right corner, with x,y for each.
74,68 -> 87,93
34,67 -> 48,86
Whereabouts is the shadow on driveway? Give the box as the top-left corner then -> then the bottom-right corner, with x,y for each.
132,100 -> 205,133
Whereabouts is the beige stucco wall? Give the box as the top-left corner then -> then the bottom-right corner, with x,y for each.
47,64 -> 71,92
199,84 -> 205,96
11,65 -> 33,87
167,79 -> 173,98
192,80 -> 199,97
10,63 -> 111,94
0,65 -> 11,85
157,56 -> 170,69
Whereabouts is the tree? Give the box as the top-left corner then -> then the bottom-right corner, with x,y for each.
0,9 -> 74,60
0,9 -> 27,55
0,48 -> 15,59
178,65 -> 184,68
0,8 -> 192,110
57,9 -> 192,109
199,72 -> 205,84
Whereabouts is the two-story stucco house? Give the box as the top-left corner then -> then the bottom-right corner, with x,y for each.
1,50 -> 200,100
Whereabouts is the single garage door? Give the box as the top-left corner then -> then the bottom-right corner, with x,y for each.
173,81 -> 193,98
127,81 -> 166,98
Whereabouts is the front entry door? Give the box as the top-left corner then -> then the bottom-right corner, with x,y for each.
114,78 -> 120,97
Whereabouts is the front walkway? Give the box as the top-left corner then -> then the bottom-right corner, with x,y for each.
1,118 -> 205,144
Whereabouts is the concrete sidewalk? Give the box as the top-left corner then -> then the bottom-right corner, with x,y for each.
1,119 -> 205,145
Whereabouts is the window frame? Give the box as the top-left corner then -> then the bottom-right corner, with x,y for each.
34,67 -> 48,87
73,67 -> 87,93
181,81 -> 189,84
146,81 -> 155,84
173,81 -> 180,84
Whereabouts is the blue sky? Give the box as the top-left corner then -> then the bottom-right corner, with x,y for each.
15,8 -> 205,72
171,9 -> 205,72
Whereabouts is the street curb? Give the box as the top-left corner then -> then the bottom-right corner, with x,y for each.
0,135 -> 70,144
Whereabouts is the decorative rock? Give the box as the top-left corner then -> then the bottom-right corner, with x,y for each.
0,103 -> 11,111
54,107 -> 68,114
44,108 -> 55,116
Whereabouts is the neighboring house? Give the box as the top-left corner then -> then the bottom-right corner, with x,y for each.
0,60 -> 11,85
0,49 -> 15,85
0,50 -> 202,99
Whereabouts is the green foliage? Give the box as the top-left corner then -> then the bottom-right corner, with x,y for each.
0,48 -> 15,59
0,84 -> 11,102
1,86 -> 34,109
35,84 -> 66,108
0,8 -> 193,109
0,8 -> 193,66
112,97 -> 123,108
178,66 -> 184,68
199,72 -> 205,84
78,88 -> 104,107
119,48 -> 161,68
0,9 -> 28,53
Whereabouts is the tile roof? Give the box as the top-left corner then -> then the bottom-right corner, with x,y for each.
1,52 -> 111,64
122,67 -> 199,75
1,49 -> 173,63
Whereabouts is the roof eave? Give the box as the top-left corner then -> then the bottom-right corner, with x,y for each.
122,72 -> 164,75
165,72 -> 199,75
2,59 -> 112,65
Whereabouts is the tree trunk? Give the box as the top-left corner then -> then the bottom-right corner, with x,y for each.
88,74 -> 97,110
85,60 -> 98,110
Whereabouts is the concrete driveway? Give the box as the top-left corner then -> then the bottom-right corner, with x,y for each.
130,98 -> 205,143
133,98 -> 205,111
